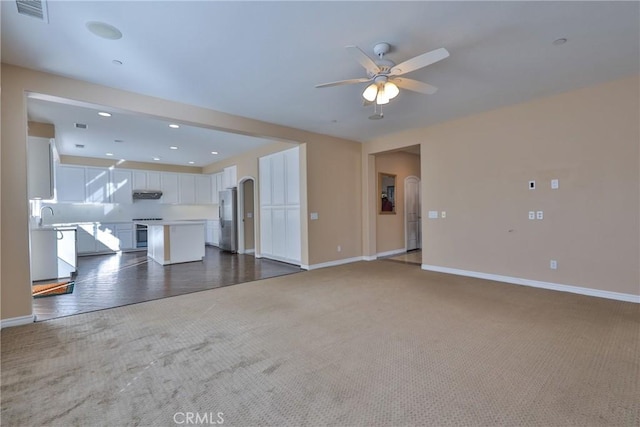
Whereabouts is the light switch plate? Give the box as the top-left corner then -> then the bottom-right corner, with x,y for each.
428,211 -> 439,219
551,179 -> 559,189
536,211 -> 544,220
441,211 -> 446,219
528,211 -> 535,220
310,212 -> 319,220
550,260 -> 557,270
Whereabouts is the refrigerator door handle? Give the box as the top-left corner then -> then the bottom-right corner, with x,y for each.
220,199 -> 224,228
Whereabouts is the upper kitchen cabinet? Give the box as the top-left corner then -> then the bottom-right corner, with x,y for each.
56,165 -> 86,202
132,171 -> 162,191
223,165 -> 237,189
161,173 -> 179,204
85,167 -> 111,203
27,137 -> 54,200
111,169 -> 133,204
179,174 -> 196,204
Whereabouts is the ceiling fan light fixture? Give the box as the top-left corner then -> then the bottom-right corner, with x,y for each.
376,86 -> 390,105
362,83 -> 378,102
384,82 -> 399,99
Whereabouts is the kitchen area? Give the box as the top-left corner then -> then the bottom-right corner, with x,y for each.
26,104 -> 301,321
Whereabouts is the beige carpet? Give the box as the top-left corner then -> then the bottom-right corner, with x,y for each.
2,261 -> 638,426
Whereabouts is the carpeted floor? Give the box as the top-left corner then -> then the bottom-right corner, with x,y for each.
2,261 -> 638,426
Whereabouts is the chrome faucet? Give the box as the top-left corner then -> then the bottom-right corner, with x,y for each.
39,206 -> 54,227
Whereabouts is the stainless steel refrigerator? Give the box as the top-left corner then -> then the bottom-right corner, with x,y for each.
219,188 -> 238,253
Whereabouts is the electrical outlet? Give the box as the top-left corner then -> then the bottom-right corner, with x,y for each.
551,179 -> 559,189
310,212 -> 319,220
441,211 -> 446,219
550,260 -> 557,270
528,211 -> 535,220
428,211 -> 438,219
529,180 -> 536,190
536,211 -> 544,220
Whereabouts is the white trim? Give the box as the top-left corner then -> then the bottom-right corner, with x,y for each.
377,248 -> 407,258
245,249 -> 255,255
1,314 -> 35,329
305,256 -> 365,270
421,264 -> 640,303
363,255 -> 377,261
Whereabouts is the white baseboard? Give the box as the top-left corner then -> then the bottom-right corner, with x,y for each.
245,249 -> 255,255
304,256 -> 366,271
363,255 -> 377,261
421,264 -> 640,303
377,248 -> 407,258
1,314 -> 35,329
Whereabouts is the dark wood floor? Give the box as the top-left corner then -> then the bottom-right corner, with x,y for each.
32,246 -> 302,322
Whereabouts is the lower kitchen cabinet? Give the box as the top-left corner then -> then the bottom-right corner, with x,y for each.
205,220 -> 220,246
77,222 -> 136,255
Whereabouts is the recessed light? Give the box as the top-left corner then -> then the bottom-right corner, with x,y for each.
188,161 -> 195,165
98,112 -> 111,117
86,21 -> 123,40
112,59 -> 123,66
170,146 -> 178,150
106,153 -> 114,156
211,151 -> 218,155
153,157 -> 160,161
553,38 -> 568,46
169,124 -> 180,129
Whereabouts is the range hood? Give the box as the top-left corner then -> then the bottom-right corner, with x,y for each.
132,190 -> 163,200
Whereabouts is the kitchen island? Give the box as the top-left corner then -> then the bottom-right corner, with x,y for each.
137,220 -> 205,266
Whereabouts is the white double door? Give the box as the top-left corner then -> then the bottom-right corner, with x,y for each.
259,147 -> 301,265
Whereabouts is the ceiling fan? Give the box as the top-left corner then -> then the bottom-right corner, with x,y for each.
315,42 -> 449,106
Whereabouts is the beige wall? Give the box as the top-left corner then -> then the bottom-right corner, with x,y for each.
306,138 -> 362,264
366,75 -> 640,296
1,64 -> 362,322
375,151 -> 421,254
28,121 -> 55,138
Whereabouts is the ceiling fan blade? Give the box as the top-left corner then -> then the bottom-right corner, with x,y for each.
393,78 -> 438,95
315,77 -> 372,88
389,47 -> 450,76
345,45 -> 380,76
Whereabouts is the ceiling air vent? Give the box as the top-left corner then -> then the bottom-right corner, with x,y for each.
16,0 -> 49,22
75,144 -> 85,149
74,123 -> 88,129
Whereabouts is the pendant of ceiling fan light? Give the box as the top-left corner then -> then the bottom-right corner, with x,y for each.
362,83 -> 378,102
384,82 -> 399,99
376,85 -> 390,105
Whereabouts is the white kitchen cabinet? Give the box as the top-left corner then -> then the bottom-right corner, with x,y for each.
223,165 -> 237,189
133,171 -> 147,190
205,219 -> 220,246
56,165 -> 86,202
148,172 -> 161,190
212,172 -> 223,204
161,173 -> 179,204
196,175 -> 213,204
179,174 -> 196,204
111,169 -> 133,204
86,167 -> 111,203
76,224 -> 98,254
30,229 -> 58,281
27,137 -> 54,200
115,223 -> 134,250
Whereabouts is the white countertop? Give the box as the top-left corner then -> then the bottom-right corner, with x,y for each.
135,220 -> 206,226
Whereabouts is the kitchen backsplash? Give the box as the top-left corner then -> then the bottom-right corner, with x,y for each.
33,201 -> 219,224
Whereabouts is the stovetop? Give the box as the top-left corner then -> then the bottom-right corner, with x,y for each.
132,218 -> 163,221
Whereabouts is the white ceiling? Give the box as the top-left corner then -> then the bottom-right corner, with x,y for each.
26,95 -> 274,167
2,1 -> 638,165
